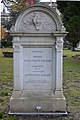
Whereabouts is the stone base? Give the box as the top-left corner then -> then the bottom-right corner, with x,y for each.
10,90 -> 66,113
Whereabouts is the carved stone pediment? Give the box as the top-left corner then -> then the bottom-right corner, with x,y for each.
18,11 -> 56,33
14,5 -> 64,33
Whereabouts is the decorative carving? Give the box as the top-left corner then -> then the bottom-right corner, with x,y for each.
56,43 -> 63,50
13,45 -> 20,51
61,25 -> 66,32
19,12 -> 56,32
32,12 -> 43,30
56,38 -> 63,50
10,25 -> 15,32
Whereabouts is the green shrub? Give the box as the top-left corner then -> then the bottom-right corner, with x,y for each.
0,112 -> 3,119
4,116 -> 17,120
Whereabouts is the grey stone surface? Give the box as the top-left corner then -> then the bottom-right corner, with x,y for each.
10,4 -> 67,113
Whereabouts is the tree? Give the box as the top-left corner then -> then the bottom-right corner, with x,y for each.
0,26 -> 9,47
58,2 -> 80,50
1,0 -> 38,24
1,26 -> 8,40
1,0 -> 37,12
1,0 -> 39,47
66,16 -> 80,50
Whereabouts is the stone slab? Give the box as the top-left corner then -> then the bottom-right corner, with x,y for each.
23,47 -> 52,90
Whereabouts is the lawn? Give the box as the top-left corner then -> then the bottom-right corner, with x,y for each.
63,50 -> 80,114
0,48 -> 80,120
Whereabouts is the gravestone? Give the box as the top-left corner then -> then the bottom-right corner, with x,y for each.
10,4 -> 67,114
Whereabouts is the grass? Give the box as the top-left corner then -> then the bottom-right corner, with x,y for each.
0,48 -> 80,119
63,50 -> 80,113
0,48 -> 15,120
0,48 -> 13,82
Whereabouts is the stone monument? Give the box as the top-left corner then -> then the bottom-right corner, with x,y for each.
10,4 -> 67,114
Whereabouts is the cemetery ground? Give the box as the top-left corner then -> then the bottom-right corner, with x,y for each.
0,48 -> 80,120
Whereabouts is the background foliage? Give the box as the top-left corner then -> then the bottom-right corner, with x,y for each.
57,2 -> 80,50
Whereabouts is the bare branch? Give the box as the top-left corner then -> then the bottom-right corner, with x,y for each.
1,0 -> 12,12
7,0 -> 18,5
1,0 -> 18,6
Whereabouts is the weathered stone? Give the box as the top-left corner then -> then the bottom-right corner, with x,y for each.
10,4 -> 67,114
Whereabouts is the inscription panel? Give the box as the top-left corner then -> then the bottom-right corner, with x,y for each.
23,47 -> 53,90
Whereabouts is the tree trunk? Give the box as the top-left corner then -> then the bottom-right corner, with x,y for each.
72,46 -> 75,51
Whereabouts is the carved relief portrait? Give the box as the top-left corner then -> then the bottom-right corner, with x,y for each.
19,11 -> 56,32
